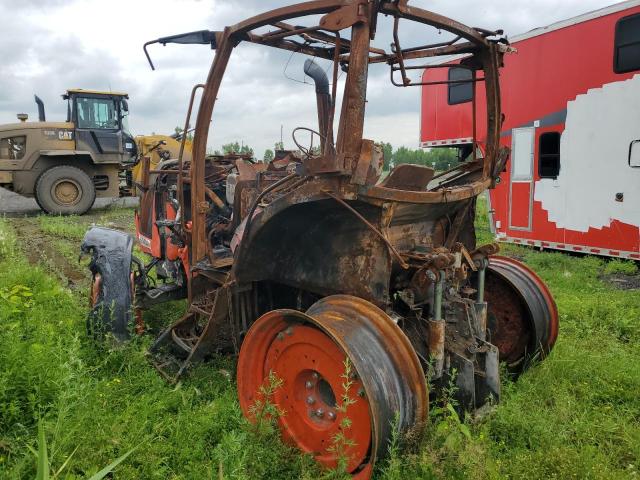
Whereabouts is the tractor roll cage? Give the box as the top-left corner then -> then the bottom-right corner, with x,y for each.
145,0 -> 507,264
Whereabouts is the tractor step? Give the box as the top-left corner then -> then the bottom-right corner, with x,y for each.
139,283 -> 186,308
148,284 -> 231,380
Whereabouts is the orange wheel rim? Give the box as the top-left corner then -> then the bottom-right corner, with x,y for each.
238,297 -> 427,479
238,312 -> 372,474
266,325 -> 371,469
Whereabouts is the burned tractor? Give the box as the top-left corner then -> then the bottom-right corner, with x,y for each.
81,1 -> 558,477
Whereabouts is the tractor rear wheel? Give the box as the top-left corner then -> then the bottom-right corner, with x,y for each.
35,165 -> 96,215
485,256 -> 559,370
87,266 -> 137,341
237,295 -> 427,478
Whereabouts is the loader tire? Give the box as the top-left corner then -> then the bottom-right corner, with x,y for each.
35,165 -> 96,215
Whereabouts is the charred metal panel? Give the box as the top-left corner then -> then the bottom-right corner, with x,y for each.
234,200 -> 391,304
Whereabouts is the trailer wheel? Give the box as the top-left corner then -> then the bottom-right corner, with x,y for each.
35,165 -> 96,215
485,256 -> 559,370
237,295 -> 427,478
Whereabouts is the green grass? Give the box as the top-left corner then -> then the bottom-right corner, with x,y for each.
38,215 -> 88,241
37,206 -> 138,241
604,259 -> 639,276
1,199 -> 639,479
0,218 -> 322,479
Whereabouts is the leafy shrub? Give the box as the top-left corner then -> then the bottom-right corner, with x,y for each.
603,259 -> 638,276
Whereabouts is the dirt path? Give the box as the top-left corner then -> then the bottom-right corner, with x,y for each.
11,217 -> 91,290
8,204 -> 138,294
601,272 -> 640,290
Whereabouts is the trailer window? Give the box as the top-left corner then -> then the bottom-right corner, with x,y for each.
614,13 -> 640,73
512,128 -> 534,180
448,67 -> 473,105
538,132 -> 561,179
630,140 -> 640,168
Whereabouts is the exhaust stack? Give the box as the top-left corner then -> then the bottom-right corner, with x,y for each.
303,59 -> 333,155
34,95 -> 46,122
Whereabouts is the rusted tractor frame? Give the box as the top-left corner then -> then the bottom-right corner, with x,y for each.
82,2 -> 558,477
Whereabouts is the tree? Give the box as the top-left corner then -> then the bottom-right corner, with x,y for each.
274,141 -> 284,152
263,149 -> 274,163
380,142 -> 393,171
426,147 -> 459,171
221,141 -> 254,157
391,145 -> 458,172
174,126 -> 193,142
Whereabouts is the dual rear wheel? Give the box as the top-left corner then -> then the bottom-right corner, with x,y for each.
237,295 -> 428,477
237,258 -> 558,477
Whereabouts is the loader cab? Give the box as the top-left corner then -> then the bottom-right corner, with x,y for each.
63,89 -> 137,163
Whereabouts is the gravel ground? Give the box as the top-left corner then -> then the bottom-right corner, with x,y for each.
0,187 -> 138,215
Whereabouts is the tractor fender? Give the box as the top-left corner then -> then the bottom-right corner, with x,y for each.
81,227 -> 134,341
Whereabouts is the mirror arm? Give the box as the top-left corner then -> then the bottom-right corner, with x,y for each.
143,40 -> 159,71
143,30 -> 219,71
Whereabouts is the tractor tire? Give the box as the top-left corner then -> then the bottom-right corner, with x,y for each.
485,256 -> 559,371
82,227 -> 135,341
35,165 -> 96,215
88,270 -> 136,342
237,295 -> 427,477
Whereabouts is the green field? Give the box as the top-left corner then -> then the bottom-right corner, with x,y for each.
0,200 -> 638,479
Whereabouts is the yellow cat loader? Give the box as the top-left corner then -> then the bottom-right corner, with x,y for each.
0,89 -> 190,214
128,133 -> 193,196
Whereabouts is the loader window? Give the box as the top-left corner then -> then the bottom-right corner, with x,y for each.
119,99 -> 131,134
614,13 -> 640,73
0,136 -> 26,160
448,67 -> 473,105
538,132 -> 561,179
76,97 -> 119,130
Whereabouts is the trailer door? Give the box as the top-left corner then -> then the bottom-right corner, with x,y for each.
509,127 -> 535,230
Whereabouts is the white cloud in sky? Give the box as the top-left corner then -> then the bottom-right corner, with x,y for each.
0,0 -> 616,157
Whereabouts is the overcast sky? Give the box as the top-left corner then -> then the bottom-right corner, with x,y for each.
0,0 -> 617,157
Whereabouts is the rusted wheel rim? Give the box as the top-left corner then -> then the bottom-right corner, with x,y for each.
52,179 -> 82,206
486,256 -> 559,367
238,295 -> 427,477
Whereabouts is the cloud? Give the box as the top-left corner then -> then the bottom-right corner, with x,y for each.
0,0 -> 615,155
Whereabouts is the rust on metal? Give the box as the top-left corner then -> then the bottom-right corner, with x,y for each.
485,256 -> 559,368
82,2 -> 560,477
238,295 -> 427,475
427,319 -> 445,378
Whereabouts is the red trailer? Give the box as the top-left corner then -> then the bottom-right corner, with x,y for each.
421,1 -> 640,259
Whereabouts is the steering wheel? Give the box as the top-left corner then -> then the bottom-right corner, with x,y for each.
292,127 -> 325,158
